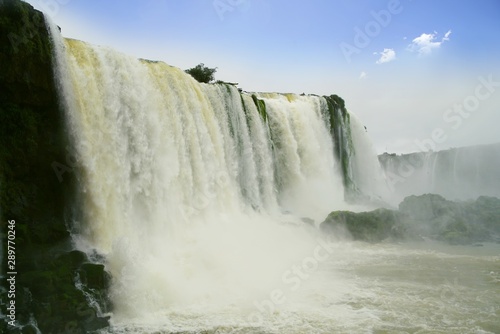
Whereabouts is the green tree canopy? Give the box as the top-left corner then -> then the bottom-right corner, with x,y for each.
185,63 -> 217,83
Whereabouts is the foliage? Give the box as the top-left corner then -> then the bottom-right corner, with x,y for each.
185,63 -> 217,83
321,208 -> 405,243
215,80 -> 238,86
251,94 -> 268,122
324,94 -> 356,197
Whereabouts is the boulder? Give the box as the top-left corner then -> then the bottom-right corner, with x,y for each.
320,208 -> 406,242
321,194 -> 500,244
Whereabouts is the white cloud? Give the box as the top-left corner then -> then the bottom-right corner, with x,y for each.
443,29 -> 452,41
407,30 -> 452,55
375,48 -> 396,64
359,71 -> 367,79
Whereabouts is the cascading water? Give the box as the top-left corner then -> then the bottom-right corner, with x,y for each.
45,19 -> 393,332
379,143 -> 500,204
39,17 -> 500,334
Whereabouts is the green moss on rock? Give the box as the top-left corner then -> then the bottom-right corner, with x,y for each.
323,94 -> 357,198
251,94 -> 268,122
79,263 -> 110,291
321,194 -> 500,244
321,208 -> 406,242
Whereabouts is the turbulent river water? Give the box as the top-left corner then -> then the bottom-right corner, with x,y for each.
101,240 -> 500,334
44,18 -> 500,334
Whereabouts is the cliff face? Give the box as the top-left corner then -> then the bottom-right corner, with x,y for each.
379,143 -> 500,204
0,1 -> 109,332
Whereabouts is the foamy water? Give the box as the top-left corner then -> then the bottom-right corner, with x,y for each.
45,18 -> 499,334
101,240 -> 499,334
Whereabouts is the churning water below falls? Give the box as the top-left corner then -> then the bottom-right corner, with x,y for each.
44,18 -> 500,334
100,240 -> 500,334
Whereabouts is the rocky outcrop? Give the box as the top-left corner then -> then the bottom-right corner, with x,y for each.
321,194 -> 500,244
320,208 -> 406,243
399,194 -> 500,244
0,1 -> 109,332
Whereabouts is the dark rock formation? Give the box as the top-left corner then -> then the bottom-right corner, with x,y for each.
399,194 -> 500,244
321,208 -> 405,243
321,194 -> 500,244
0,0 -> 110,332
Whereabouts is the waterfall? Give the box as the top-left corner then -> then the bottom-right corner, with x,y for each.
46,23 -> 389,326
379,143 -> 500,204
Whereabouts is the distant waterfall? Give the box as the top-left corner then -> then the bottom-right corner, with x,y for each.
47,23 -> 389,323
379,143 -> 500,204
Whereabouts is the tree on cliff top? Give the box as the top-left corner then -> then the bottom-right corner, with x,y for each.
185,63 -> 217,83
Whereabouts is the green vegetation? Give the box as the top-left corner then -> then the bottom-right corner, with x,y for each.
251,94 -> 268,123
321,208 -> 405,243
324,94 -> 357,199
399,194 -> 499,244
185,63 -> 217,83
321,194 -> 500,245
215,80 -> 238,86
327,94 -> 346,115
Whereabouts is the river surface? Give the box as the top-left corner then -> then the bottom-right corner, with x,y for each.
102,240 -> 500,334
46,20 -> 500,334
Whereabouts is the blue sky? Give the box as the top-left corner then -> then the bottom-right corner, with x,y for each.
25,0 -> 500,153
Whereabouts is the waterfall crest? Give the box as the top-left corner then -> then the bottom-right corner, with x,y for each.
47,25 -> 389,323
